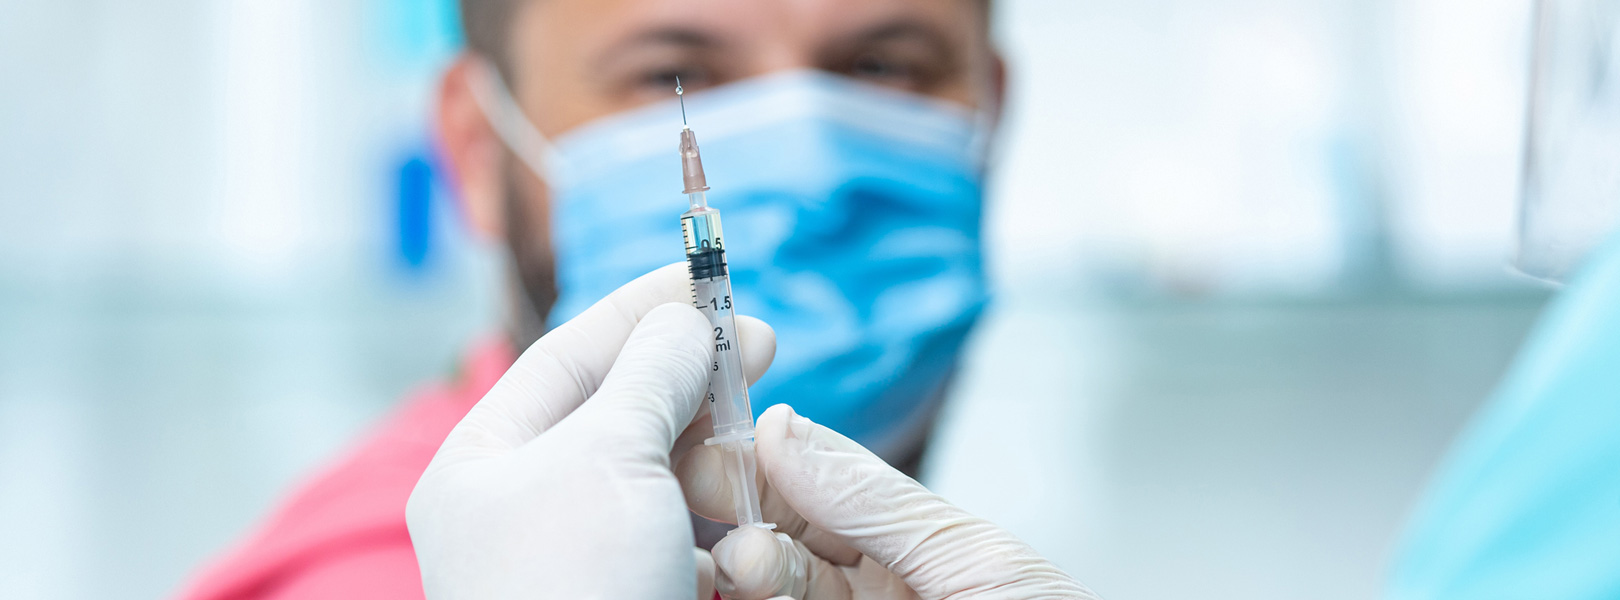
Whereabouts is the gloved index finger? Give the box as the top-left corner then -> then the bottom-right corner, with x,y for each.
442,263 -> 695,457
551,302 -> 714,460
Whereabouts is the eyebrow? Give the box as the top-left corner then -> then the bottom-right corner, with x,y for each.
830,18 -> 960,56
591,25 -> 729,71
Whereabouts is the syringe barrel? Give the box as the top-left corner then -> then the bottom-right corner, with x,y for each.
681,207 -> 754,438
683,206 -> 764,526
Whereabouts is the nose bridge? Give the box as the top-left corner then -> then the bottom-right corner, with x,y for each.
738,3 -> 820,77
751,43 -> 817,76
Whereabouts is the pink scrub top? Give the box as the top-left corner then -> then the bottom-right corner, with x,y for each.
176,339 -> 514,600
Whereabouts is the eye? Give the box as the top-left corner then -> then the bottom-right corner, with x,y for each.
850,54 -> 914,83
641,66 -> 712,93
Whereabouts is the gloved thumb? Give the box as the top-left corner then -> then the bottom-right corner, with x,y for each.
754,404 -> 1098,600
543,302 -> 714,460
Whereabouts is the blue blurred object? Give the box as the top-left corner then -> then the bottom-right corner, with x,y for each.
396,155 -> 434,269
1389,230 -> 1620,599
525,72 -> 990,460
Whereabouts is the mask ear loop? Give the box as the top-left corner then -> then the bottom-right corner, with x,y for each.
465,57 -> 571,181
966,67 -> 1002,173
464,57 -> 568,339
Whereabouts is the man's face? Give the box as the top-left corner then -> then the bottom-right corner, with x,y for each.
438,0 -> 1000,332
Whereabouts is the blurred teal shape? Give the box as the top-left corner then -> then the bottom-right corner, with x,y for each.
1389,230 -> 1620,599
372,0 -> 462,69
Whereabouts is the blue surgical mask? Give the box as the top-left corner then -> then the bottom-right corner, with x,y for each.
472,68 -> 990,458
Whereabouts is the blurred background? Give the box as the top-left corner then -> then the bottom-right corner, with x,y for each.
0,0 -> 1546,598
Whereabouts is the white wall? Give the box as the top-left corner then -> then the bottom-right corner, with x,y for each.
0,1 -> 498,597
987,0 -> 1538,299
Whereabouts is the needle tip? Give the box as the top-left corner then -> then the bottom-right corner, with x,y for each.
675,77 -> 688,125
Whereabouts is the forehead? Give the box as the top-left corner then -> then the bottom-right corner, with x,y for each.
515,0 -> 984,59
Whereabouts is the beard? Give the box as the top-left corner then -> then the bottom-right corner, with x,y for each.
502,161 -> 557,351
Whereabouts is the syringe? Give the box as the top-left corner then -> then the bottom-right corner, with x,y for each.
675,80 -> 769,530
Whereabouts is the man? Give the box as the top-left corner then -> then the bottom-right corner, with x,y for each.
178,0 -> 1007,597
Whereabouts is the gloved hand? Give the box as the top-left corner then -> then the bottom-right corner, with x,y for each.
407,264 -> 775,600
678,404 -> 1099,600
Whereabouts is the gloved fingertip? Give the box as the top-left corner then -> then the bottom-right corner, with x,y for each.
713,525 -> 797,600
785,409 -> 812,441
734,315 -> 776,348
759,404 -> 811,438
758,405 -> 816,459
734,315 -> 776,386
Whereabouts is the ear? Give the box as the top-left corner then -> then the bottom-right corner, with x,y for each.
436,55 -> 507,240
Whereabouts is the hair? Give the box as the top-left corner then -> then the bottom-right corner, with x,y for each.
459,0 -> 992,80
459,0 -> 522,79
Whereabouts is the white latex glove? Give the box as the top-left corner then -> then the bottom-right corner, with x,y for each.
407,264 -> 775,600
678,404 -> 1099,600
